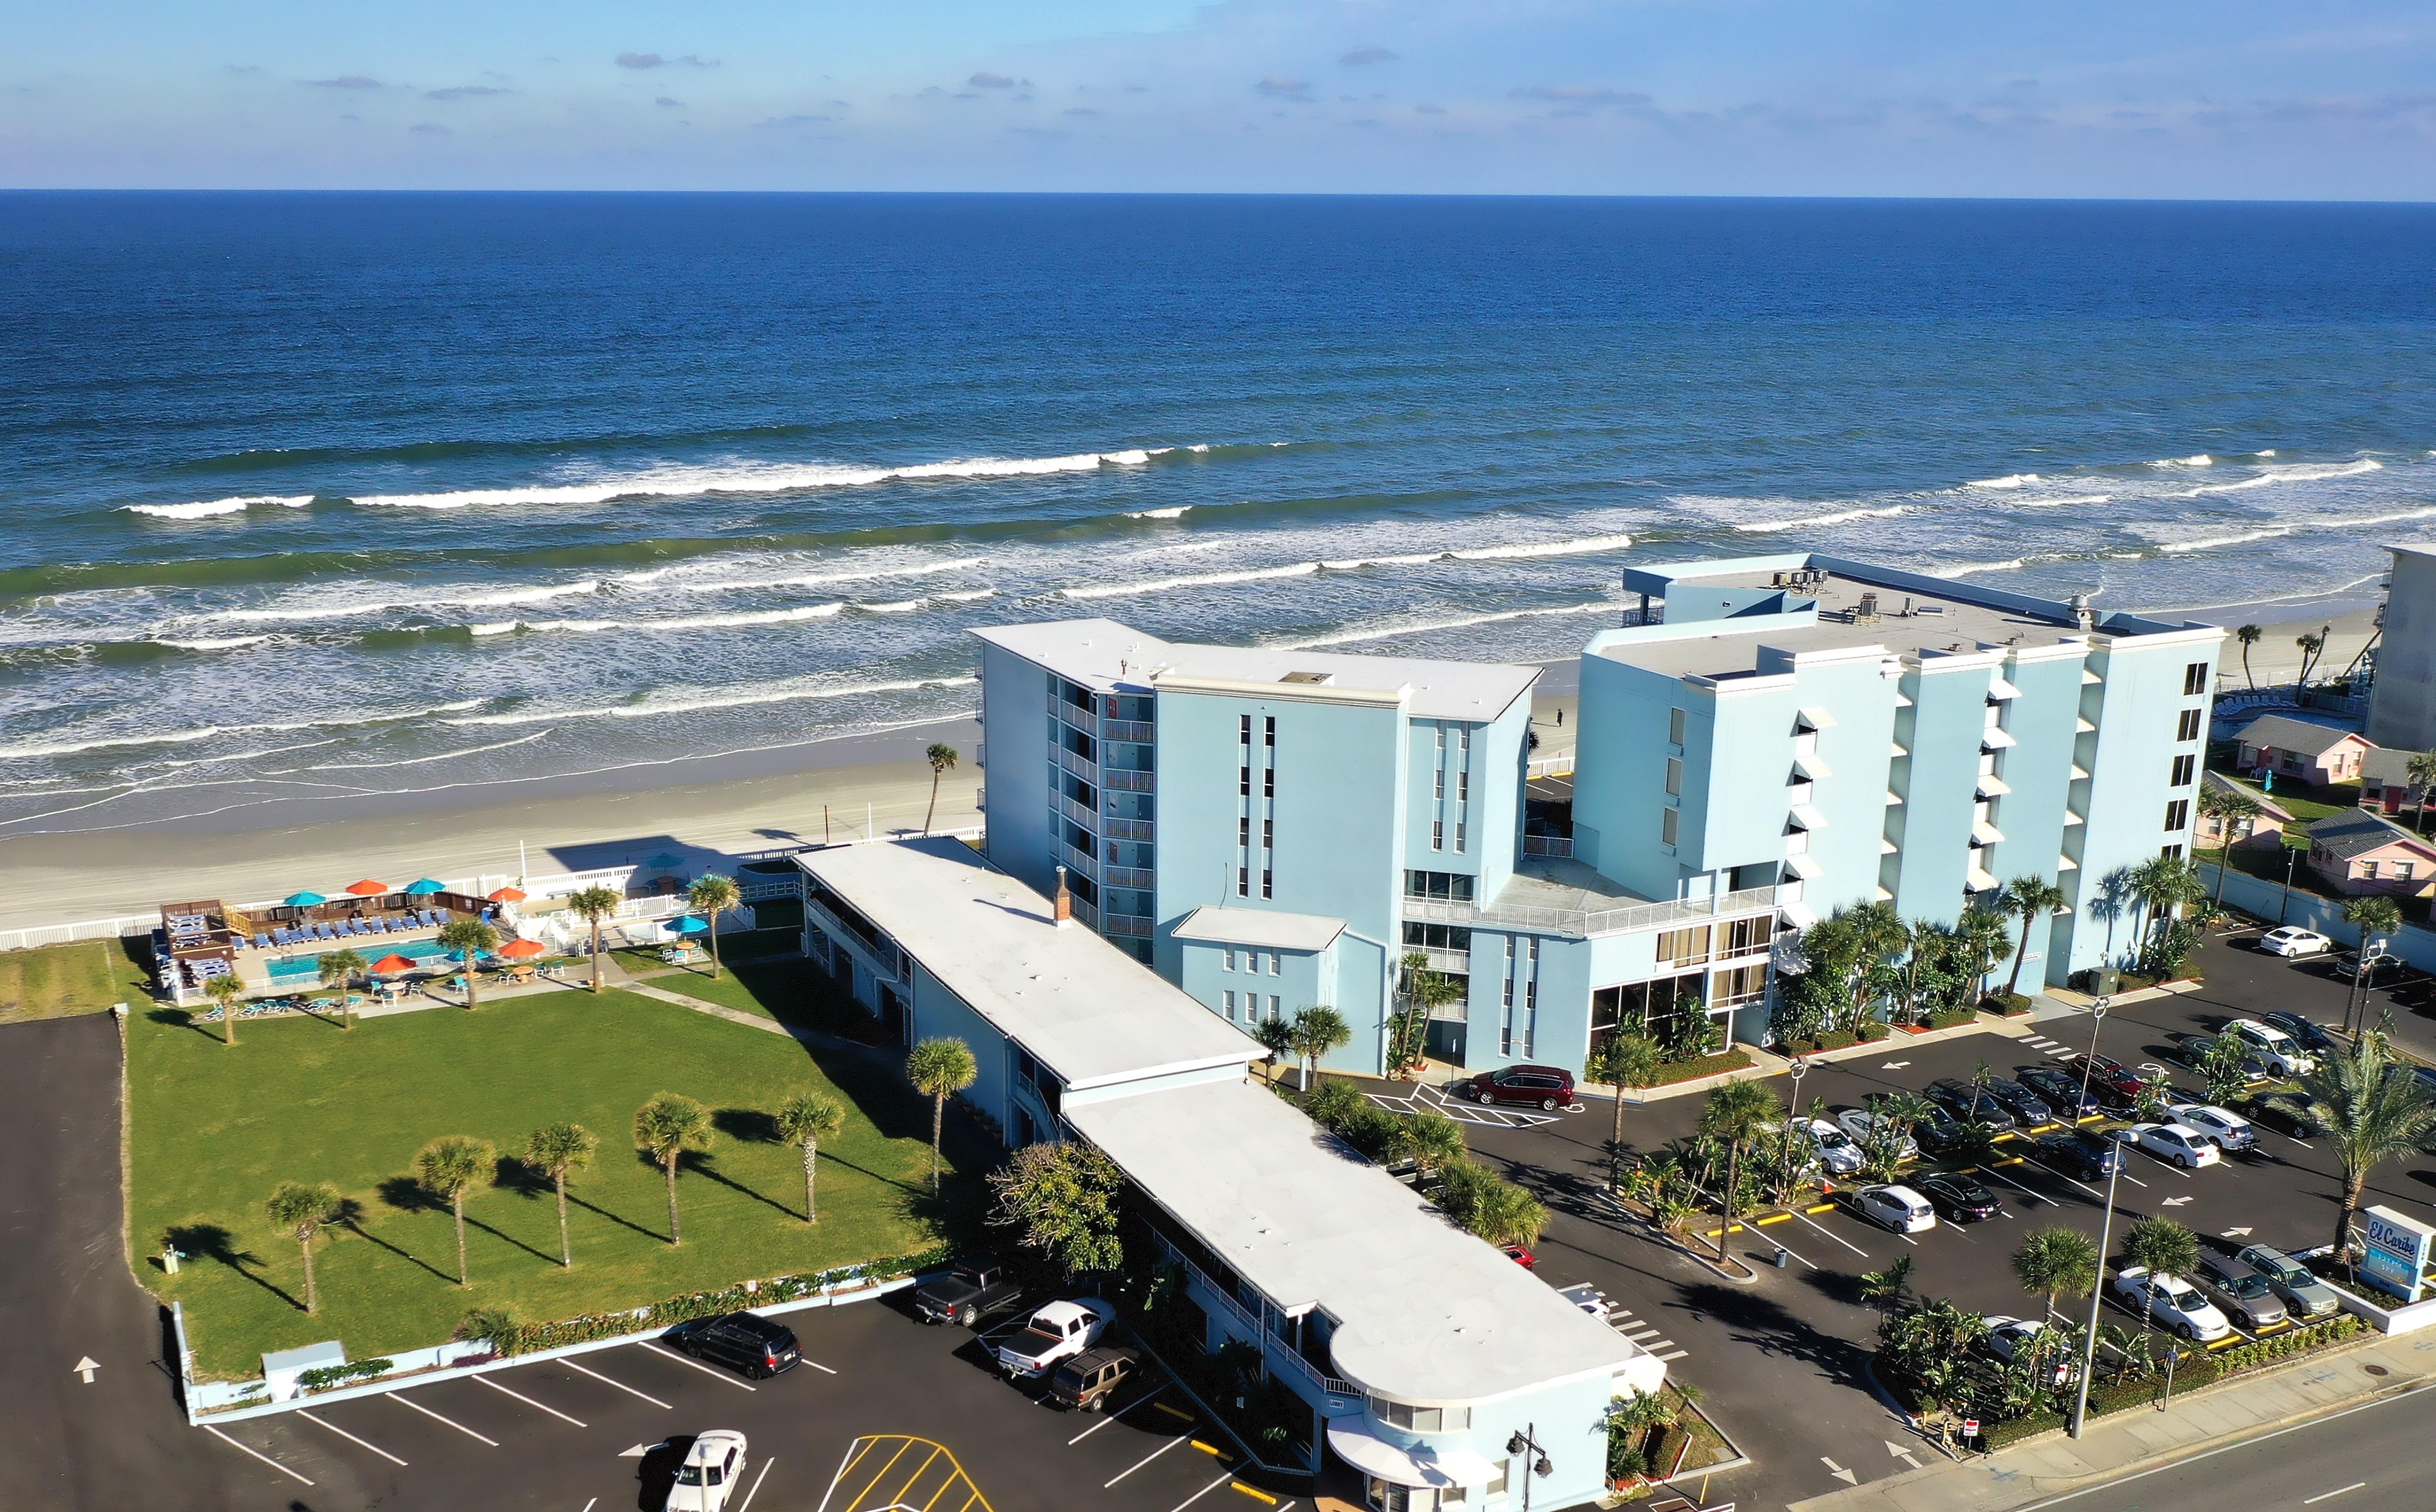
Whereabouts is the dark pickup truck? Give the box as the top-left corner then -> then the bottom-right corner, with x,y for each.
913,1254 -> 1025,1327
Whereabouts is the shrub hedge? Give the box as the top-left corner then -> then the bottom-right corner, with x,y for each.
463,1247 -> 947,1358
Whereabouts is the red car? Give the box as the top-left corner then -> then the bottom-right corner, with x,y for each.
1464,1064 -> 1576,1110
1502,1244 -> 1537,1269
2062,1053 -> 2151,1109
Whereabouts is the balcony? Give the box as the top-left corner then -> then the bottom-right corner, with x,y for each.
1521,835 -> 1573,859
1056,790 -> 1103,831
1057,745 -> 1100,784
1101,718 -> 1156,744
1102,913 -> 1153,938
1402,884 -> 1777,940
1103,815 -> 1155,842
1055,835 -> 1101,880
1104,864 -> 1156,891
1104,768 -> 1155,792
1411,946 -> 1471,976
1066,894 -> 1101,929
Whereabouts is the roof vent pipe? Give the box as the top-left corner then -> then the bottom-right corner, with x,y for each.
1053,866 -> 1073,928
2068,593 -> 2095,631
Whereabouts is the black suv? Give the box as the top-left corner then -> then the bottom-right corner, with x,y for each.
1863,1093 -> 1971,1158
1913,1172 -> 2002,1223
1978,1078 -> 2058,1128
2031,1127 -> 2125,1180
2016,1066 -> 2104,1121
913,1254 -> 1026,1327
1924,1079 -> 2018,1131
662,1312 -> 802,1379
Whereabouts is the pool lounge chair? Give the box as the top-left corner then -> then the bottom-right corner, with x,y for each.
253,932 -> 271,949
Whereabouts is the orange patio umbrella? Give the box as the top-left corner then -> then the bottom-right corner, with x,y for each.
498,938 -> 547,959
368,953 -> 417,974
344,878 -> 390,896
487,886 -> 528,903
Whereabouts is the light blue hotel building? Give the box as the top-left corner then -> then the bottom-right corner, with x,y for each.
974,553 -> 2223,1079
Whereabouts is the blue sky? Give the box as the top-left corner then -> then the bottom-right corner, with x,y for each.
7,1 -> 2435,196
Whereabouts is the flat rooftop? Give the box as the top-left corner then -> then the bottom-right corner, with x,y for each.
974,618 -> 1538,723
1170,904 -> 1347,953
1598,553 -> 2218,682
1065,1076 -> 1646,1407
793,839 -> 1261,1091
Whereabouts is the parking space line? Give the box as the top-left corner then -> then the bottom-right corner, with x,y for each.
1109,1434 -> 1192,1486
1072,1385 -> 1167,1442
296,1408 -> 406,1466
737,1455 -> 777,1511
799,1356 -> 840,1374
203,1424 -> 316,1486
641,1340 -> 759,1390
1977,1163 -> 2058,1206
387,1391 -> 499,1446
1788,1207 -> 1871,1257
559,1358 -> 672,1409
474,1372 -> 588,1426
1171,1471 -> 1237,1511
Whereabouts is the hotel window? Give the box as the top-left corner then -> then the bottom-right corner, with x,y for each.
1661,806 -> 1680,847
1239,714 -> 1251,745
1269,953 -> 1282,976
1263,767 -> 1275,798
1263,817 -> 1274,848
1261,869 -> 1274,899
1432,820 -> 1444,850
1239,816 -> 1251,846
1722,915 -> 1769,956
1664,757 -> 1683,797
1264,716 -> 1276,748
1459,726 -> 1471,753
1668,706 -> 1687,746
1269,993 -> 1281,1019
2164,798 -> 2191,832
1455,821 -> 1467,852
1238,866 -> 1250,898
1434,768 -> 1445,800
2171,754 -> 2196,787
2176,708 -> 2203,742
1222,947 -> 1235,971
2183,662 -> 2209,697
1657,925 -> 1713,968
1435,724 -> 1446,750
1458,771 -> 1469,803
2397,862 -> 2417,882
1714,963 -> 1768,1004
1222,990 -> 1237,1020
1239,765 -> 1251,796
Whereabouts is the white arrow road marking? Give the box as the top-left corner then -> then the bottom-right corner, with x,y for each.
71,1356 -> 98,1383
621,1443 -> 660,1458
1823,1458 -> 1858,1484
1882,1061 -> 1911,1070
2162,1196 -> 2193,1207
1886,1440 -> 1921,1467
2222,1226 -> 2254,1238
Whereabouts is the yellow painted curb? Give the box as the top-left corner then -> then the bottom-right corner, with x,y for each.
1757,1212 -> 1795,1226
1191,1439 -> 1226,1457
1231,1483 -> 1279,1503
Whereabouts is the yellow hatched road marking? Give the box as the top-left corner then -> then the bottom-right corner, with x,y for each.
815,1436 -> 998,1512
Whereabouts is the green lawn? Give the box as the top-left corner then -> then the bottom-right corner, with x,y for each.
0,938 -> 150,1024
635,954 -> 894,1044
130,987 -> 971,1378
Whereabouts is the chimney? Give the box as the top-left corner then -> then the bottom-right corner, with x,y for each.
1053,866 -> 1073,927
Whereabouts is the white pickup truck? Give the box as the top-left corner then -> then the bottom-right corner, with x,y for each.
993,1299 -> 1116,1378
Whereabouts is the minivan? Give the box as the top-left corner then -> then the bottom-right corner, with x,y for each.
661,1312 -> 803,1379
1464,1065 -> 1576,1110
1849,1184 -> 1937,1234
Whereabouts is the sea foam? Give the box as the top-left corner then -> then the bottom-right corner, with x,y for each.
349,450 -> 1157,511
123,494 -> 313,520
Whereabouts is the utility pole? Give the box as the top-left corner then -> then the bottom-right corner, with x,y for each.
2069,1144 -> 2124,1439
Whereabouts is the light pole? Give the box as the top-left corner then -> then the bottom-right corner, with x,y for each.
1506,1425 -> 1555,1512
2345,936 -> 2388,1037
2068,1136 -> 2124,1439
1783,1053 -> 1812,1205
2278,844 -> 2299,926
2072,994 -> 2112,1124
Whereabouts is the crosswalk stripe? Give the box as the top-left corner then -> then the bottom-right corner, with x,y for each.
1656,1350 -> 1688,1362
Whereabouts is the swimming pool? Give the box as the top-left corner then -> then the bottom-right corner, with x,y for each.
265,938 -> 459,983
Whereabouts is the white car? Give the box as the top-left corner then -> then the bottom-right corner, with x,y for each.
2166,1102 -> 2256,1151
1983,1316 -> 2074,1386
2112,1121 -> 2222,1168
2258,927 -> 2332,958
1835,1109 -> 1919,1161
1556,1282 -> 1614,1322
2113,1267 -> 2232,1341
993,1299 -> 1116,1378
1847,1184 -> 1937,1234
664,1430 -> 749,1512
2226,1019 -> 2316,1076
1803,1117 -> 1866,1177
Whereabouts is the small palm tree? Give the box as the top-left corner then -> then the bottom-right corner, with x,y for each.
1587,1033 -> 1662,1189
2294,627 -> 2329,688
317,948 -> 366,1028
2197,784 -> 2263,903
922,743 -> 960,836
2000,876 -> 2068,999
632,1093 -> 714,1246
1389,1110 -> 1469,1176
436,919 -> 500,1009
1699,1079 -> 1782,1263
414,1136 -> 498,1286
2409,750 -> 2436,834
1857,1254 -> 1914,1316
566,885 -> 623,994
685,873 -> 743,980
2127,854 -> 2205,974
265,1180 -> 343,1314
204,972 -> 247,1047
2300,1032 -> 2436,1262
2235,623 -> 2261,689
2120,1216 -> 2199,1338
524,1121 -> 597,1268
1253,1015 -> 1297,1085
2011,1226 -> 2100,1319
1290,1005 -> 1352,1089
775,1088 -> 847,1223
905,1038 -> 978,1194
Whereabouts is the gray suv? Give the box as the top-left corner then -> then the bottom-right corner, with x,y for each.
2234,1243 -> 2342,1321
2192,1253 -> 2288,1332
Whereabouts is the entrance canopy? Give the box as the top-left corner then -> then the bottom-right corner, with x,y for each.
1325,1420 -> 1503,1489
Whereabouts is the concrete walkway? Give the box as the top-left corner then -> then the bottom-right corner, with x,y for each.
1787,1331 -> 2436,1512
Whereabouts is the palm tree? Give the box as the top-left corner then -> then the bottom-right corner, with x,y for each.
1698,1079 -> 1782,1263
1587,1033 -> 1662,1189
1253,1015 -> 1297,1085
2197,785 -> 2264,904
2235,623 -> 2262,689
1392,952 -> 1464,1075
2410,750 -> 2436,834
905,1037 -> 977,1194
1857,1255 -> 1913,1317
632,1093 -> 714,1245
566,885 -> 623,994
524,1121 -> 597,1268
922,743 -> 959,836
317,948 -> 366,1029
414,1135 -> 498,1286
2011,1226 -> 2100,1320
2126,854 -> 2204,975
2300,1032 -> 2436,1262
775,1088 -> 846,1223
2295,628 -> 2328,688
265,1180 -> 343,1314
1389,1110 -> 1470,1177
2120,1216 -> 2200,1339
1289,1005 -> 1352,1090
2000,876 -> 2068,1000
1956,905 -> 2015,1006
685,873 -> 743,980
203,972 -> 246,1047
436,919 -> 500,1009
1846,902 -> 1910,1032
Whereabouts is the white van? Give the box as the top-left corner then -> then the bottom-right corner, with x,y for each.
1850,1184 -> 1937,1234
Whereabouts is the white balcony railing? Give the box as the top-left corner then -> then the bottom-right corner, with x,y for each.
1403,884 -> 1777,941
1103,865 -> 1156,891
1104,768 -> 1155,792
1102,913 -> 1153,938
1057,745 -> 1099,783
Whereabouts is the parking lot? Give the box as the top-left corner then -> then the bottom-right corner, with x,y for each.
1450,928 -> 2436,1512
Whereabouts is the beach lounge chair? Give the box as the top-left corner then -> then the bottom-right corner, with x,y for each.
312,922 -> 332,941
252,932 -> 270,949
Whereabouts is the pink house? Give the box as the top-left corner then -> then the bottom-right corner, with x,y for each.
2305,810 -> 2436,899
2235,714 -> 2374,787
2360,748 -> 2430,816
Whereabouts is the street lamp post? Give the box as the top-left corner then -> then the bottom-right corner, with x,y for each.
2068,1135 -> 2125,1439
2072,994 -> 2112,1124
1505,1425 -> 1555,1512
2345,936 -> 2388,1037
2279,845 -> 2299,926
1783,1053 -> 1812,1211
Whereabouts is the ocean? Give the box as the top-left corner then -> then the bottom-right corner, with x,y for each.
3,193 -> 2432,836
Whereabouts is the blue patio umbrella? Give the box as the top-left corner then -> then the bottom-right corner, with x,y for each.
284,891 -> 327,907
404,878 -> 447,895
646,851 -> 687,869
671,915 -> 710,935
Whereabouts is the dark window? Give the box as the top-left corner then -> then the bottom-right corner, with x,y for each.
2176,708 -> 2203,742
1264,716 -> 1276,747
2171,753 -> 2196,786
2165,798 -> 2191,832
1237,866 -> 1249,897
1239,713 -> 1251,744
1263,818 -> 1274,848
2183,662 -> 2209,697
1261,869 -> 1273,899
1239,765 -> 1251,796
1263,767 -> 1275,798
1238,816 -> 1251,846
1403,870 -> 1475,902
